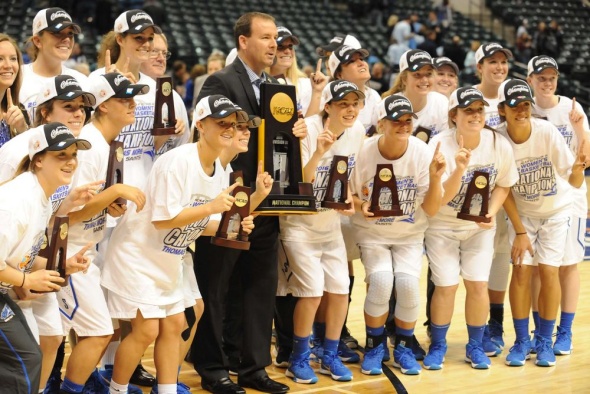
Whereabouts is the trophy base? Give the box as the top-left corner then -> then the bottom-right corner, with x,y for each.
254,194 -> 317,215
457,212 -> 491,223
322,200 -> 351,210
152,126 -> 176,136
210,236 -> 251,250
370,207 -> 403,217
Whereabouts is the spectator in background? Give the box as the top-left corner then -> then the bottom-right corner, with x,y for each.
386,14 -> 399,42
426,10 -> 443,46
548,19 -> 564,57
462,40 -> 480,85
436,0 -> 453,29
192,52 -> 225,108
516,18 -> 529,41
443,35 -> 466,71
392,14 -> 414,49
410,13 -> 425,49
172,60 -> 192,110
418,29 -> 438,58
143,0 -> 167,28
387,38 -> 409,73
515,32 -> 533,63
369,62 -> 390,95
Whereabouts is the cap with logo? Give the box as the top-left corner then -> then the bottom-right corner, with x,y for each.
193,95 -> 248,123
328,45 -> 370,76
28,122 -> 91,159
527,55 -> 559,76
448,87 -> 489,110
277,27 -> 300,46
376,95 -> 418,121
114,9 -> 162,34
433,56 -> 459,75
86,72 -> 149,109
316,34 -> 362,57
475,42 -> 513,64
498,79 -> 534,107
399,50 -> 433,72
320,80 -> 366,109
33,8 -> 81,35
36,75 -> 96,107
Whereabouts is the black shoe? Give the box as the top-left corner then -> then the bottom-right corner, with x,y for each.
129,363 -> 156,387
238,374 -> 289,394
201,377 -> 245,394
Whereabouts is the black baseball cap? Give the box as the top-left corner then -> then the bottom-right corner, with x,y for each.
433,56 -> 459,75
498,79 -> 534,107
114,10 -> 162,34
36,75 -> 96,107
33,8 -> 81,35
376,95 -> 418,120
475,42 -> 513,63
277,26 -> 300,46
527,55 -> 559,76
399,50 -> 433,72
28,122 -> 91,159
449,87 -> 489,110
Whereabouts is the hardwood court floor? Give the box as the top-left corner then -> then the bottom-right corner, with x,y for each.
66,259 -> 590,393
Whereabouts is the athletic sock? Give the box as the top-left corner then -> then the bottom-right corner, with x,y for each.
157,384 -> 176,394
532,311 -> 540,332
489,303 -> 504,324
313,322 -> 326,342
292,334 -> 310,358
324,338 -> 339,354
513,317 -> 529,342
559,311 -> 575,332
430,323 -> 450,343
109,380 -> 128,394
539,317 -> 556,339
60,378 -> 84,393
466,324 -> 485,344
101,341 -> 120,369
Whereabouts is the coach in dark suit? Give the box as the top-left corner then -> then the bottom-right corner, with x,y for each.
191,11 -> 307,394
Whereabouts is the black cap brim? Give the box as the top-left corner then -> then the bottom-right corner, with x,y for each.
46,138 -> 91,152
45,21 -> 81,34
487,48 -> 513,60
210,108 -> 248,123
278,35 -> 300,46
113,83 -> 150,98
456,98 -> 490,108
506,97 -> 534,107
384,110 -> 418,120
434,61 -> 459,76
131,23 -> 162,34
332,89 -> 366,103
55,91 -> 97,107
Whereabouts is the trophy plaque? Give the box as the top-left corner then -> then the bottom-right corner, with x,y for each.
321,155 -> 351,210
32,216 -> 69,293
413,126 -> 432,143
255,83 -> 316,215
105,141 -> 125,205
457,170 -> 491,223
152,76 -> 176,135
369,164 -> 403,217
211,171 -> 251,250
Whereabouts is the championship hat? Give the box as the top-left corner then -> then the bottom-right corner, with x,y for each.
193,95 -> 248,123
28,122 -> 91,159
399,50 -> 433,72
33,8 -> 81,35
114,9 -> 162,34
320,80 -> 366,110
448,87 -> 489,110
475,42 -> 513,63
277,27 -> 300,46
376,95 -> 418,120
527,55 -> 559,76
433,56 -> 460,75
498,79 -> 534,107
316,34 -> 362,57
328,45 -> 370,76
86,72 -> 149,109
36,75 -> 96,107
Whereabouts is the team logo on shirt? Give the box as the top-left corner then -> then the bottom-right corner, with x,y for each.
116,103 -> 157,160
513,156 -> 557,200
556,124 -> 573,147
162,196 -> 210,255
51,184 -> 71,213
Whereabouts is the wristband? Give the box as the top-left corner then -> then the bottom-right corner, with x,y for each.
20,272 -> 26,287
515,232 -> 527,235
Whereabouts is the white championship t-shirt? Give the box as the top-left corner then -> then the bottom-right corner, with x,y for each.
496,117 -> 574,219
0,172 -> 51,294
279,114 -> 364,243
350,135 -> 432,244
101,143 -> 228,305
533,96 -> 589,218
407,91 -> 449,139
428,128 -> 518,230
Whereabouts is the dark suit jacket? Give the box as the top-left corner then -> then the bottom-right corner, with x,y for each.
198,59 -> 276,187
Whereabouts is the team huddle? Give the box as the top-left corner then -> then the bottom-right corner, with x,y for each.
0,6 -> 587,394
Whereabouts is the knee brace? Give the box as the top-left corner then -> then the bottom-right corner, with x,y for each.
488,253 -> 511,291
394,272 -> 420,322
364,271 -> 394,317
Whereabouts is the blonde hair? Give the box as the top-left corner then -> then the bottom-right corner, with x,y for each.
382,70 -> 408,98
97,31 -> 125,67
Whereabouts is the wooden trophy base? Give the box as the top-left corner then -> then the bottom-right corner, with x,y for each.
322,200 -> 351,210
254,182 -> 318,215
457,212 -> 491,223
370,206 -> 403,218
211,235 -> 251,250
152,126 -> 176,136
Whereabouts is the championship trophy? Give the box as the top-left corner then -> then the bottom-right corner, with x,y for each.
105,141 -> 125,205
152,76 -> 176,135
321,155 -> 351,209
413,126 -> 432,143
211,171 -> 251,250
254,83 -> 316,214
33,216 -> 69,293
369,164 -> 403,217
457,171 -> 491,223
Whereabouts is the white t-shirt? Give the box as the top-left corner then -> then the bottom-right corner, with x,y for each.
428,128 -> 519,230
359,86 -> 381,131
101,143 -> 228,305
0,172 -> 51,293
67,124 -> 111,260
496,117 -> 574,219
20,63 -> 89,125
350,135 -> 433,244
533,96 -> 589,218
484,97 -> 502,129
407,91 -> 449,139
279,115 -> 364,242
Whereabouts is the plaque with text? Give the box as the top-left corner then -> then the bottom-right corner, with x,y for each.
105,141 -> 125,205
211,181 -> 251,250
369,164 -> 403,217
457,170 -> 491,223
255,83 -> 316,215
152,76 -> 176,135
32,216 -> 69,293
321,155 -> 351,209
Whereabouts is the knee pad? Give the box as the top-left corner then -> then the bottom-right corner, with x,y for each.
394,272 -> 420,322
364,271 -> 394,317
489,253 -> 511,291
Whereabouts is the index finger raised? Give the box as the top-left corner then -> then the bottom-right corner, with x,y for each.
316,58 -> 322,74
6,88 -> 13,107
433,141 -> 441,158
